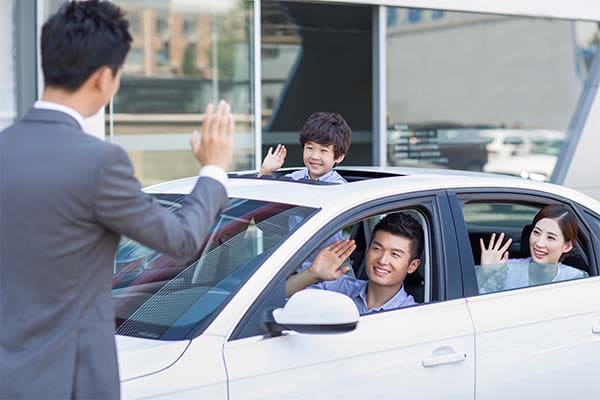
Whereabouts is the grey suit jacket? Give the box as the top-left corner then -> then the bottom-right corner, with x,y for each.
0,108 -> 228,399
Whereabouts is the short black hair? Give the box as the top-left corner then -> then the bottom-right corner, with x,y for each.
371,213 -> 424,261
41,0 -> 132,92
299,112 -> 352,159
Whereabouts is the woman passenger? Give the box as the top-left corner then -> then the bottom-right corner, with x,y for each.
476,204 -> 588,294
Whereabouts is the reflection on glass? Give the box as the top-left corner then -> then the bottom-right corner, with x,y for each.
111,0 -> 254,186
261,1 -> 373,166
386,8 -> 600,180
475,262 -> 588,294
462,203 -> 538,229
0,0 -> 15,130
113,193 -> 316,340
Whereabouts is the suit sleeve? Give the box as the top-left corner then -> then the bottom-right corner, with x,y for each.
94,144 -> 229,259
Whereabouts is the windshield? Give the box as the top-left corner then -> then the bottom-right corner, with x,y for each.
113,194 -> 317,340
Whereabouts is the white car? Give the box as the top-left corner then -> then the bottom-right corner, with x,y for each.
478,129 -> 533,161
484,140 -> 563,181
115,167 -> 600,399
483,153 -> 557,181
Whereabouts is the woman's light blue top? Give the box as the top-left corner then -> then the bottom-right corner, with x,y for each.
475,257 -> 588,294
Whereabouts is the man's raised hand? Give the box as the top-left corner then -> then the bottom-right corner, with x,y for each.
308,239 -> 356,281
191,100 -> 234,170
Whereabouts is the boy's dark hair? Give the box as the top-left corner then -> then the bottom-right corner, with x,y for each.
299,112 -> 352,159
41,0 -> 132,92
371,212 -> 424,261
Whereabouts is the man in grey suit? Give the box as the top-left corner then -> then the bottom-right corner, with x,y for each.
0,1 -> 233,399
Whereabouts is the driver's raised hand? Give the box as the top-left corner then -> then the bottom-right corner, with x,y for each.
308,239 -> 356,281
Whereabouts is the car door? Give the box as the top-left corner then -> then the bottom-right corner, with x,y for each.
449,191 -> 600,399
223,194 -> 475,399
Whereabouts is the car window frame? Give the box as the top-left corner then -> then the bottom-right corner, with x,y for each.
581,207 -> 600,268
228,190 -> 459,341
447,188 -> 597,298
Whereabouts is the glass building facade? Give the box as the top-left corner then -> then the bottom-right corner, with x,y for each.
3,1 -> 600,186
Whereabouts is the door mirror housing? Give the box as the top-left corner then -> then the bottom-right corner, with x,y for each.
265,289 -> 359,335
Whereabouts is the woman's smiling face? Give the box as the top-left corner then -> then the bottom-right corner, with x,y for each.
529,218 -> 573,264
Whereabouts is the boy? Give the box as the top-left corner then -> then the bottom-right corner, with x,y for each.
285,213 -> 424,314
259,111 -> 352,183
260,112 -> 352,273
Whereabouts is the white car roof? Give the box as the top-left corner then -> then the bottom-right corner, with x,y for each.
143,167 -> 600,213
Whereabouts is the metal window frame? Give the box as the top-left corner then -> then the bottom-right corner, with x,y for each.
372,5 -> 387,167
15,0 -> 37,118
552,52 -> 600,184
253,0 -> 262,170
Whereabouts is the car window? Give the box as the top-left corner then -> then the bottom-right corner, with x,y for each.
301,208 -> 431,312
463,202 -> 538,229
461,201 -> 589,295
113,194 -> 317,340
503,136 -> 525,145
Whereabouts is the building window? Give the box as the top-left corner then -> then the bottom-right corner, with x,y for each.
111,1 -> 254,186
386,8 -> 600,181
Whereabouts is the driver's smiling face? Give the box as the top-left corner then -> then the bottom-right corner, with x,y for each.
365,231 -> 420,290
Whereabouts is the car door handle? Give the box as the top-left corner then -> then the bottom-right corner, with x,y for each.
422,352 -> 466,368
592,324 -> 600,334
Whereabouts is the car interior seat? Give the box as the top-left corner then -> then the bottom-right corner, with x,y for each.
403,259 -> 425,303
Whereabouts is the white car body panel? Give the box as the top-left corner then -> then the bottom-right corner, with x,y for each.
116,336 -> 189,381
466,276 -> 600,399
224,299 -> 475,399
121,335 -> 227,399
145,170 -> 600,214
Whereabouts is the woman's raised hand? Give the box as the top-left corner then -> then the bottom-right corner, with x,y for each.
480,232 -> 512,265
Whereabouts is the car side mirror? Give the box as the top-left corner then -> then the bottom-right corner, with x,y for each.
264,289 -> 359,336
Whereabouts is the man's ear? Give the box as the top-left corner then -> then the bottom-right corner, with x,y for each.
334,153 -> 346,164
407,258 -> 420,274
96,66 -> 114,94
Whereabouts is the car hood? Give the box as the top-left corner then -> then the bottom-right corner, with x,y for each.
116,335 -> 190,381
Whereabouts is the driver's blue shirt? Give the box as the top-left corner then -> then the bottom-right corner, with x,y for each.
310,275 -> 416,314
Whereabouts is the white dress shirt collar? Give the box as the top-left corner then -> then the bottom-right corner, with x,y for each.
33,100 -> 86,130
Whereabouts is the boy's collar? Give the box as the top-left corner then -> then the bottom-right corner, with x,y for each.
304,168 -> 334,181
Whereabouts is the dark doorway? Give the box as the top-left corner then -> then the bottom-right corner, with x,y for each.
261,1 -> 373,166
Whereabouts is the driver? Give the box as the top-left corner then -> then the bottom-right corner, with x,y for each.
285,213 -> 424,314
